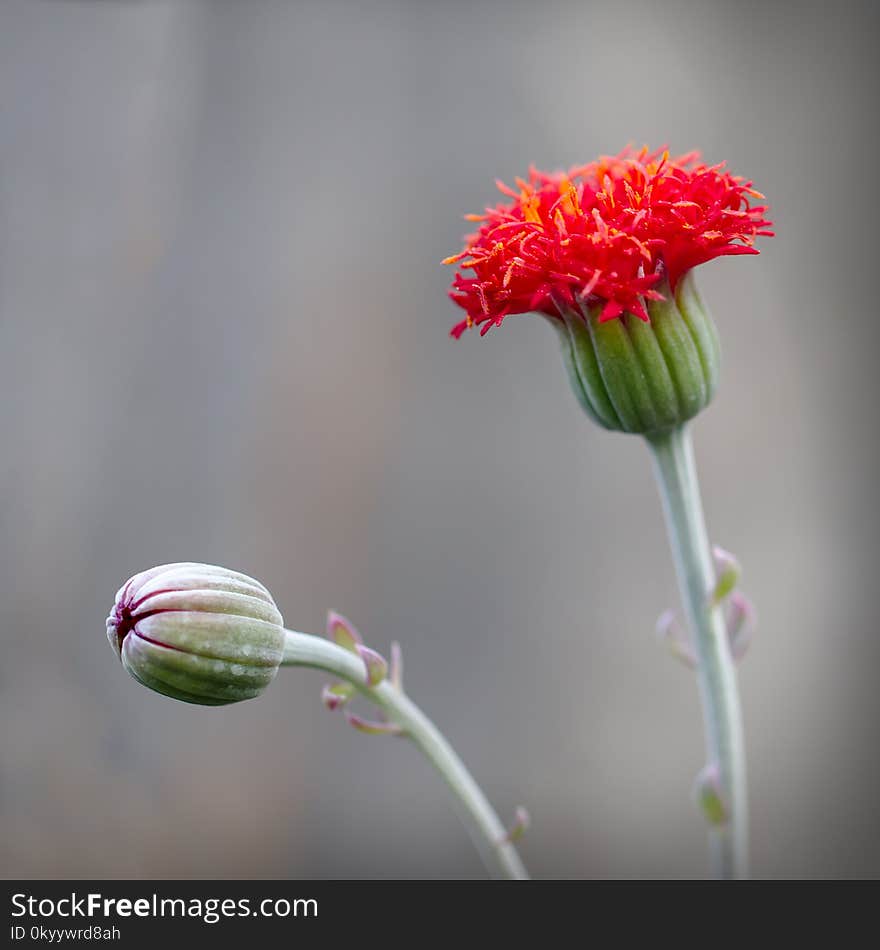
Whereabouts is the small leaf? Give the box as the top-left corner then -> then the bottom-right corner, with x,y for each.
390,641 -> 403,690
725,592 -> 755,662
326,610 -> 363,653
694,763 -> 728,827
344,711 -> 402,736
655,609 -> 696,669
321,682 -> 354,711
500,806 -> 530,845
357,645 -> 388,687
710,546 -> 741,607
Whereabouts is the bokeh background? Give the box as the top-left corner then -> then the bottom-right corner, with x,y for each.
2,0 -> 878,879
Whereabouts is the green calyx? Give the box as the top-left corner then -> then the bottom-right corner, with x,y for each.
550,273 -> 721,435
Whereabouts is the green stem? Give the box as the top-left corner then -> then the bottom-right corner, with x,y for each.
280,629 -> 529,881
646,424 -> 748,879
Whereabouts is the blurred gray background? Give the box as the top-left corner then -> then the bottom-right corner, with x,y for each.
1,0 -> 878,879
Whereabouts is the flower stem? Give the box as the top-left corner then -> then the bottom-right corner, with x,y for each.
280,629 -> 529,880
646,424 -> 748,879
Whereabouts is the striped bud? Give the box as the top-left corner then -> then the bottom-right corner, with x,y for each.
107,562 -> 285,706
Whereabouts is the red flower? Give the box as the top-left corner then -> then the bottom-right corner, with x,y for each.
444,147 -> 773,338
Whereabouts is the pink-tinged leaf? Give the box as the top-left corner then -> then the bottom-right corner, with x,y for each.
725,592 -> 755,662
326,610 -> 363,653
389,641 -> 403,690
655,609 -> 696,669
344,711 -> 402,736
357,645 -> 388,687
321,682 -> 354,711
710,546 -> 741,606
694,763 -> 728,827
500,806 -> 530,845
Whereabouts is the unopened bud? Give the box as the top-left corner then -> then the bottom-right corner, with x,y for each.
107,563 -> 285,706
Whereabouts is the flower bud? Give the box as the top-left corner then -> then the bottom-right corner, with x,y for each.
554,273 -> 721,435
107,562 -> 285,706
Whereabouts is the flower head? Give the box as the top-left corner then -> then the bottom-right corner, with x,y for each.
445,147 -> 773,338
107,562 -> 285,705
